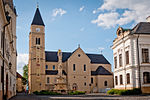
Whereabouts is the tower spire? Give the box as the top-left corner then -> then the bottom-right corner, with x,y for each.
31,6 -> 45,26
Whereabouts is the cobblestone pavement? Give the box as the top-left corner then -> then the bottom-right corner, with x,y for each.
9,93 -> 150,100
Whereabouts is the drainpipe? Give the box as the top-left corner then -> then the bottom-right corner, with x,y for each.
136,34 -> 141,90
2,12 -> 11,100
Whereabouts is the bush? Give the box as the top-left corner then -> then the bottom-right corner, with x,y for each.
33,90 -> 62,95
107,88 -> 142,95
107,89 -> 119,95
68,91 -> 85,95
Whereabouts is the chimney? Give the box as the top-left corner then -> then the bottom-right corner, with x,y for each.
146,16 -> 150,22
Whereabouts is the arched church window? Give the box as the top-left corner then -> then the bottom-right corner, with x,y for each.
36,38 -> 40,45
104,81 -> 107,86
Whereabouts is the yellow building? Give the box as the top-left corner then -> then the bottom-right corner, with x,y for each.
28,7 -> 113,93
16,72 -> 24,93
0,0 -> 17,100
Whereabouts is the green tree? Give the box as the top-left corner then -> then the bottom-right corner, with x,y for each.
22,64 -> 28,85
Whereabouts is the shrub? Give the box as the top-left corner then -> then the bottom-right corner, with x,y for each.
68,91 -> 85,95
107,89 -> 119,95
107,88 -> 142,95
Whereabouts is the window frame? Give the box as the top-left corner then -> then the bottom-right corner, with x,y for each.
47,77 -> 50,84
127,73 -> 130,84
120,75 -> 123,85
119,54 -> 122,67
125,51 -> 129,65
114,56 -> 117,68
143,72 -> 150,84
45,65 -> 48,70
115,76 -> 118,85
73,64 -> 75,71
142,48 -> 149,63
84,64 -> 86,71
53,65 -> 55,70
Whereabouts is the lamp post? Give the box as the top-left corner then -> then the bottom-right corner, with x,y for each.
2,11 -> 11,100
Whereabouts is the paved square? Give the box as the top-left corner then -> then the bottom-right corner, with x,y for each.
10,93 -> 150,100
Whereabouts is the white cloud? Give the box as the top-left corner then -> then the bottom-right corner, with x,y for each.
91,12 -> 119,28
52,8 -> 67,17
92,0 -> 150,28
98,47 -> 105,50
79,6 -> 85,12
92,10 -> 97,14
17,53 -> 28,75
80,27 -> 85,31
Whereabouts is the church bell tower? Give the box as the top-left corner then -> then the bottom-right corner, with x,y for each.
28,6 -> 46,93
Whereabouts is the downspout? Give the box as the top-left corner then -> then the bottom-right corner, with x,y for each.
136,34 -> 141,90
2,12 -> 11,100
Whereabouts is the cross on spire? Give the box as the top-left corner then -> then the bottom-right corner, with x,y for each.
37,2 -> 39,8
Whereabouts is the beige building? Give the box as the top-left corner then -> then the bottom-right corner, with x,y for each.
112,17 -> 150,93
16,72 -> 24,93
28,7 -> 113,93
0,0 -> 17,100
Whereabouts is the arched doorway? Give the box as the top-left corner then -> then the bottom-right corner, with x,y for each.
72,83 -> 77,91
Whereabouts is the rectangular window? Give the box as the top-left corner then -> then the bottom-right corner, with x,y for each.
73,64 -> 75,71
115,76 -> 118,85
143,72 -> 150,83
84,64 -> 86,71
119,54 -> 122,67
126,51 -> 129,65
127,73 -> 130,84
36,38 -> 40,45
120,75 -> 123,85
47,77 -> 49,83
84,82 -> 86,86
38,38 -> 40,45
45,65 -> 48,70
53,65 -> 55,70
114,56 -> 117,68
142,48 -> 149,63
91,78 -> 93,84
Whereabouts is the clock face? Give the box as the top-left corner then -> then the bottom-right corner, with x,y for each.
36,28 -> 40,32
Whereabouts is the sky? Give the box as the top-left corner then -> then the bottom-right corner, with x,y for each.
14,0 -> 150,75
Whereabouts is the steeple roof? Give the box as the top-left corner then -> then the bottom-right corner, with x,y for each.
31,7 -> 45,26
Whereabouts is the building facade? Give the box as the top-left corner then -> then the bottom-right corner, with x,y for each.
16,72 -> 24,93
112,17 -> 150,93
28,7 -> 113,93
0,0 -> 17,100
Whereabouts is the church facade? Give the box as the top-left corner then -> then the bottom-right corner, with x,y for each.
28,7 -> 113,93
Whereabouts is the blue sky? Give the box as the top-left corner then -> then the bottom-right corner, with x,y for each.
14,0 -> 150,75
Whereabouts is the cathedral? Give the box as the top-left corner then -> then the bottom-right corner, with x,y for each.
28,7 -> 113,93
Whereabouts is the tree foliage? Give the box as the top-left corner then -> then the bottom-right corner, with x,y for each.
22,64 -> 28,85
